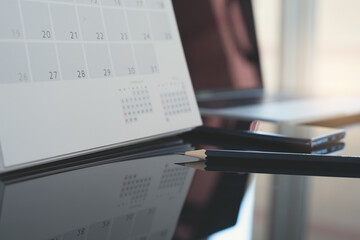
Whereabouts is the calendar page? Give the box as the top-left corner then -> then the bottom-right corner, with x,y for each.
0,0 -> 202,171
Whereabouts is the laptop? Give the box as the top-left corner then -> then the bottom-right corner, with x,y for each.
173,0 -> 360,124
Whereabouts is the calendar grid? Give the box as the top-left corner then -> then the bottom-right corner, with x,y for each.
123,10 -> 141,77
144,0 -> 160,74
1,0 -> 172,83
25,0 -> 168,12
17,0 -> 33,83
99,0 -> 116,79
0,39 -> 164,44
74,2 -> 91,80
48,2 -> 63,80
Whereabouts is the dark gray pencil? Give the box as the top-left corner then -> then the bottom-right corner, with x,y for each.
184,149 -> 360,164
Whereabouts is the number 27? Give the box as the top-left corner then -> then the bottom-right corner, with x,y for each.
49,71 -> 58,80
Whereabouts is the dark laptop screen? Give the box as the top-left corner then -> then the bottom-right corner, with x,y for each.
173,0 -> 262,93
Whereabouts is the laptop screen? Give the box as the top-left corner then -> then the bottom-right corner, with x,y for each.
173,0 -> 262,94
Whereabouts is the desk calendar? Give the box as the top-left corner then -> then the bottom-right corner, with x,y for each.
0,0 -> 202,171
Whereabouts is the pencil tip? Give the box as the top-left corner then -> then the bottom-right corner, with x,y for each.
176,162 -> 186,166
175,153 -> 185,156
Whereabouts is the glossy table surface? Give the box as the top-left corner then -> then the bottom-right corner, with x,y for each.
1,121 -> 360,240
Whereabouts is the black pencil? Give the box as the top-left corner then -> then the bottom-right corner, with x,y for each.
184,149 -> 360,165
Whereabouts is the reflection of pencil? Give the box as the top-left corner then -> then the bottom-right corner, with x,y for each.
178,161 -> 240,172
178,161 -> 207,171
183,149 -> 360,164
178,161 -> 250,172
178,160 -> 360,178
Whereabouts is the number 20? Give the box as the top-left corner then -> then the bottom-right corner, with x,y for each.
42,30 -> 51,39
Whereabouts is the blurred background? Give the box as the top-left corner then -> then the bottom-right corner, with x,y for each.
252,1 -> 360,239
173,0 -> 360,238
253,0 -> 360,96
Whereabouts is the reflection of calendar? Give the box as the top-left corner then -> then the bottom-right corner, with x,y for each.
0,0 -> 202,171
0,154 -> 195,240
